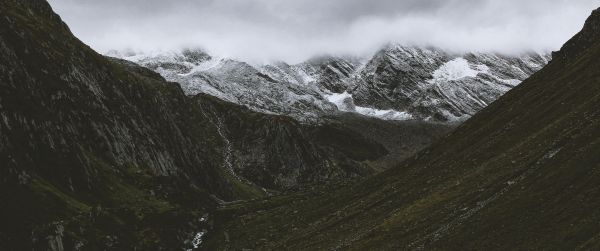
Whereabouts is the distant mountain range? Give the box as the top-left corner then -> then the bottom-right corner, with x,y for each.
108,46 -> 550,122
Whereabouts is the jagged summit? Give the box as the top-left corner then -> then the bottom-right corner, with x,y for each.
352,44 -> 550,121
112,45 -> 550,123
554,7 -> 600,62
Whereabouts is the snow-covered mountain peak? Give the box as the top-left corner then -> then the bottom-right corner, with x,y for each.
351,45 -> 551,121
108,46 -> 551,123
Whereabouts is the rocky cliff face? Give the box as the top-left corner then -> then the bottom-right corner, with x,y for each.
113,46 -> 549,123
192,94 -> 391,191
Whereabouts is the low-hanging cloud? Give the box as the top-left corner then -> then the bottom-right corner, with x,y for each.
48,0 -> 600,63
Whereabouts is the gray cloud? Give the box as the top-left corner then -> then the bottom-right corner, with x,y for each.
48,0 -> 600,63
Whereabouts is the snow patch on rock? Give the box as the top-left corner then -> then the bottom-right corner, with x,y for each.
325,92 -> 413,121
183,57 -> 225,75
431,58 -> 489,82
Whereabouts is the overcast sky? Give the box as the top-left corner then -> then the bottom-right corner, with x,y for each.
48,0 -> 600,63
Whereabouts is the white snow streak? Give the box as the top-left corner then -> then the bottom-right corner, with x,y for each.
325,92 -> 413,121
431,58 -> 488,82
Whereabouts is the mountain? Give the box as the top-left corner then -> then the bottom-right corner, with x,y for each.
0,1 -> 451,249
352,45 -> 550,121
204,7 -> 600,250
108,50 -> 344,122
0,0 -> 579,250
112,46 -> 549,123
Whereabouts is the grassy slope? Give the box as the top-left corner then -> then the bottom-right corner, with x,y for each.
205,9 -> 600,251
